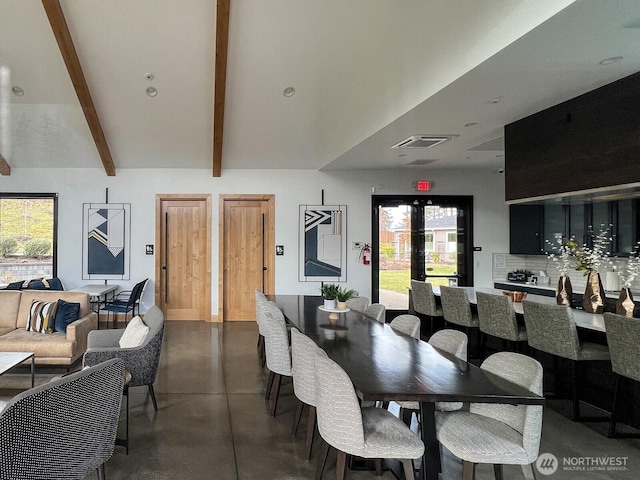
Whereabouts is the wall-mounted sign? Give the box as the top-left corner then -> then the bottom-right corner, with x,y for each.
415,180 -> 431,191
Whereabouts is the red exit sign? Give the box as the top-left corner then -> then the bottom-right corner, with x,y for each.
416,180 -> 431,191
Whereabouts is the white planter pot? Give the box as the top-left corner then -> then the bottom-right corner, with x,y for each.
323,299 -> 336,310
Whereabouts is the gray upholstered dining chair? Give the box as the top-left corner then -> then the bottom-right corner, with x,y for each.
439,286 -> 479,356
84,305 -> 165,412
291,327 -> 322,459
396,329 -> 468,425
345,296 -> 370,312
0,358 -> 125,480
603,312 -> 640,438
436,352 -> 543,480
314,351 -> 424,480
262,300 -> 293,416
390,314 -> 421,339
255,289 -> 269,367
363,303 -> 386,323
476,291 -> 528,356
522,300 -> 610,421
411,280 -> 443,335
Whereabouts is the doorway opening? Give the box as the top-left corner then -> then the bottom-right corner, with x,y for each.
372,195 -> 473,310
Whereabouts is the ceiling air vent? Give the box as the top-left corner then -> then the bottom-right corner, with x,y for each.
406,159 -> 438,166
391,135 -> 457,149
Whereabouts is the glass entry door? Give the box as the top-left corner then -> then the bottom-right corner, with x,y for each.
372,195 -> 473,310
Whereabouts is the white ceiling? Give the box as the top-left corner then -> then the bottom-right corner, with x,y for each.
0,0 -> 639,174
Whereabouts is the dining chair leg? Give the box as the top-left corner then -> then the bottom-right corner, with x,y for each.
315,439 -> 330,480
374,458 -> 382,475
608,375 -> 621,437
270,373 -> 283,416
148,384 -> 158,411
97,464 -> 106,480
401,459 -> 415,480
462,460 -> 476,480
521,463 -> 536,480
265,370 -> 275,400
305,405 -> 317,460
571,361 -> 581,421
336,450 -> 348,480
292,399 -> 304,436
493,464 -> 504,480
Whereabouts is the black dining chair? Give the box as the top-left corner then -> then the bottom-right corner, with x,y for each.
100,278 -> 148,328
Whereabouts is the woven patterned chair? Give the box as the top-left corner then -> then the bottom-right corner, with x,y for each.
436,352 -> 544,480
291,327 -> 322,459
255,289 -> 270,367
604,312 -> 640,438
476,291 -> 527,356
390,314 -> 421,339
522,300 -> 609,421
363,303 -> 386,323
84,305 -> 165,412
396,329 -> 468,425
0,358 -> 125,480
262,300 -> 292,416
314,351 -> 424,480
411,280 -> 443,335
345,296 -> 369,312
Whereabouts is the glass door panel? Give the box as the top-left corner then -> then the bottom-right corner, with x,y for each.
424,206 -> 458,287
378,205 -> 411,310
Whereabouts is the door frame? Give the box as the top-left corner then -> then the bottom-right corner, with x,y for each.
218,194 -> 275,321
155,194 -> 212,321
371,194 -> 474,305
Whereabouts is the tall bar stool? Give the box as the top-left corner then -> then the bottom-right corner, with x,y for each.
439,286 -> 479,356
476,291 -> 528,357
522,300 -> 610,422
410,280 -> 443,336
604,312 -> 640,438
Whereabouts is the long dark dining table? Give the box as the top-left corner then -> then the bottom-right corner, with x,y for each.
270,295 -> 545,480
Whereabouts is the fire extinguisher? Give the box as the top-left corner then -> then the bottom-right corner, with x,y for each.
361,244 -> 371,265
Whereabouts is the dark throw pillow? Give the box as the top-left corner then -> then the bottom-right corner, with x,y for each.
54,300 -> 81,333
6,280 -> 24,290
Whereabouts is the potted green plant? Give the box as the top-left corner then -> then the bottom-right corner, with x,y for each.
336,287 -> 356,310
320,283 -> 340,310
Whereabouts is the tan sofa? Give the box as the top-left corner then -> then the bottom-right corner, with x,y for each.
0,290 -> 97,366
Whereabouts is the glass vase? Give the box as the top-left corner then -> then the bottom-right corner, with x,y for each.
583,271 -> 605,314
556,275 -> 573,307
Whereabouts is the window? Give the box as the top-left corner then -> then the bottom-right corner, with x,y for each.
425,232 -> 434,252
0,193 -> 58,286
446,232 -> 456,252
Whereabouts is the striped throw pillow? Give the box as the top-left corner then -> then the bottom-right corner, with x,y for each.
26,300 -> 58,333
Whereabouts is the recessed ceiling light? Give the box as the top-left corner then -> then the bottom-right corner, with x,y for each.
464,122 -> 478,127
487,96 -> 502,104
283,86 -> 295,97
599,56 -> 623,65
146,86 -> 158,97
11,86 -> 24,97
145,72 -> 154,80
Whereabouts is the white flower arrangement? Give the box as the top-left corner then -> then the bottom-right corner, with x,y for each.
575,225 -> 612,275
616,243 -> 640,288
545,236 -> 578,276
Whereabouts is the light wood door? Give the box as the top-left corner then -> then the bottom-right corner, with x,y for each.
220,195 -> 274,321
156,195 -> 211,321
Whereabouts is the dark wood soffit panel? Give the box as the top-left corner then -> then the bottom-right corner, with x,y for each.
42,0 -> 116,177
505,71 -> 640,202
0,154 -> 11,176
213,0 -> 230,178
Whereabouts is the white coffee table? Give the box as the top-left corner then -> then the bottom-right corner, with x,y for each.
0,352 -> 35,388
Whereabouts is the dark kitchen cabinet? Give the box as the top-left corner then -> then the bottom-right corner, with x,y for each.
509,205 -> 544,254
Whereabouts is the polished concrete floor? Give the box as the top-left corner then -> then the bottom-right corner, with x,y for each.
3,320 -> 640,479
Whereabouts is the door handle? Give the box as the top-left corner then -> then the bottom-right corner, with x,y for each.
263,266 -> 268,271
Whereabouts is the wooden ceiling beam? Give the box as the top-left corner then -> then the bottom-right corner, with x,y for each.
213,0 -> 230,178
42,0 -> 116,176
0,154 -> 11,176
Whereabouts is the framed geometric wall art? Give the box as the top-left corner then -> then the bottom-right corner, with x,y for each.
298,204 -> 347,282
82,203 -> 131,280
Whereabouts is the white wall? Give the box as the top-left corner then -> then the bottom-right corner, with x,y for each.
1,167 -> 508,314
